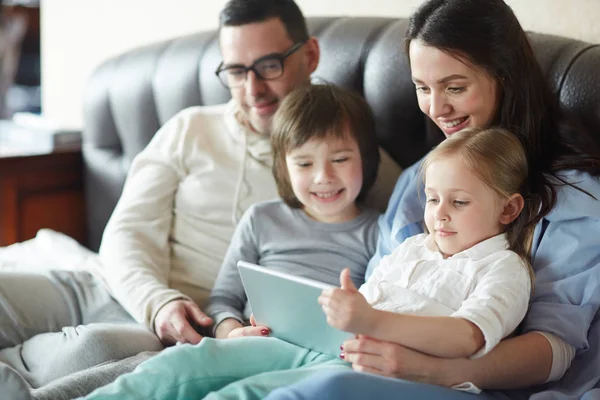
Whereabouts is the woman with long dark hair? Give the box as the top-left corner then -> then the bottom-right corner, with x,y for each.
266,0 -> 600,399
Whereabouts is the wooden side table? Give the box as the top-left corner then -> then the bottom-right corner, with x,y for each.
0,147 -> 86,246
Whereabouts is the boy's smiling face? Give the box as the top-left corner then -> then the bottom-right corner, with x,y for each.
286,134 -> 363,223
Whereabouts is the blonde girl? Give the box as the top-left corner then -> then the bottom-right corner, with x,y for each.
321,127 -> 539,393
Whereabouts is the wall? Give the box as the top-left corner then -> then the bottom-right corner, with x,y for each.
41,0 -> 600,129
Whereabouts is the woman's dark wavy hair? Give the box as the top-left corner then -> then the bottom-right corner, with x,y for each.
270,84 -> 380,209
405,0 -> 600,226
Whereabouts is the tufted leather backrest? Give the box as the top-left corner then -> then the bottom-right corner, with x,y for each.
82,17 -> 600,251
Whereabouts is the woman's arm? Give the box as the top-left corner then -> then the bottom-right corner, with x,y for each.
343,331 -> 552,388
364,161 -> 425,279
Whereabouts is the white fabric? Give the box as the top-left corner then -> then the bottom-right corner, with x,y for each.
0,228 -> 103,277
450,381 -> 481,394
98,101 -> 280,329
360,233 -> 531,359
535,331 -> 576,383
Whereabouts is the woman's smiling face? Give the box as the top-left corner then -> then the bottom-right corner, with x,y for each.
409,40 -> 499,137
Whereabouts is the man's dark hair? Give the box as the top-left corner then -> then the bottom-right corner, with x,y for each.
219,0 -> 309,43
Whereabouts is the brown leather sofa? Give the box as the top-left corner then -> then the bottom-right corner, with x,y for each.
82,17 -> 600,251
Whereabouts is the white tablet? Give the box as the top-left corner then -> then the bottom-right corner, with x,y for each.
237,260 -> 353,358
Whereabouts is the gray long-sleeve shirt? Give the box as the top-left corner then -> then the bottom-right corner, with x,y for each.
206,199 -> 379,331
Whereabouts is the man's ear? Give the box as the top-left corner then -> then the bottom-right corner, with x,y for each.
499,193 -> 525,225
304,36 -> 320,74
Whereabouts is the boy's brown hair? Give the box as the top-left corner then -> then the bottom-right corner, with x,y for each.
271,83 -> 380,208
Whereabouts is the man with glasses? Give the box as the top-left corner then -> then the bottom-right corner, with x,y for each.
115,0 -> 320,347
0,0 -> 321,399
216,39 -> 307,88
214,19 -> 317,136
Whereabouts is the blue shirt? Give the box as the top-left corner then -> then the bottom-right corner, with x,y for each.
368,159 -> 600,400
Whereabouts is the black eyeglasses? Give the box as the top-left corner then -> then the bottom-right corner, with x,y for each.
215,41 -> 306,88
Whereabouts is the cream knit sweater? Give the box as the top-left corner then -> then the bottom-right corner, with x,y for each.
99,101 -> 279,328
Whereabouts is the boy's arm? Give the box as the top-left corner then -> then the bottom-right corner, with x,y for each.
214,319 -> 244,338
206,206 -> 260,338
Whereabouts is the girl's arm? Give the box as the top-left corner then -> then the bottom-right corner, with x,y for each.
323,275 -> 484,358
365,312 -> 484,358
324,251 -> 531,358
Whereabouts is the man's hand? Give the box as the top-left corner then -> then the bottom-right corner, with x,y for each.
153,299 -> 213,346
319,268 -> 375,334
342,335 -> 455,387
227,314 -> 270,339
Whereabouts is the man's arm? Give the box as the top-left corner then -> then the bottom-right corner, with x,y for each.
100,115 -> 193,328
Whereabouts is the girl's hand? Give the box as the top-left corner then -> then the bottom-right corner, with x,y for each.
319,268 -> 375,335
227,313 -> 270,339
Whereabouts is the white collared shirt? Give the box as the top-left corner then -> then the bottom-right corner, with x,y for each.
360,232 -> 531,358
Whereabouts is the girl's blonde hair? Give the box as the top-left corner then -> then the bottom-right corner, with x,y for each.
422,127 -> 542,284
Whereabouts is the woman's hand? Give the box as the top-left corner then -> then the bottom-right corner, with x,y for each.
319,268 -> 375,335
227,314 -> 270,338
342,335 -> 456,387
